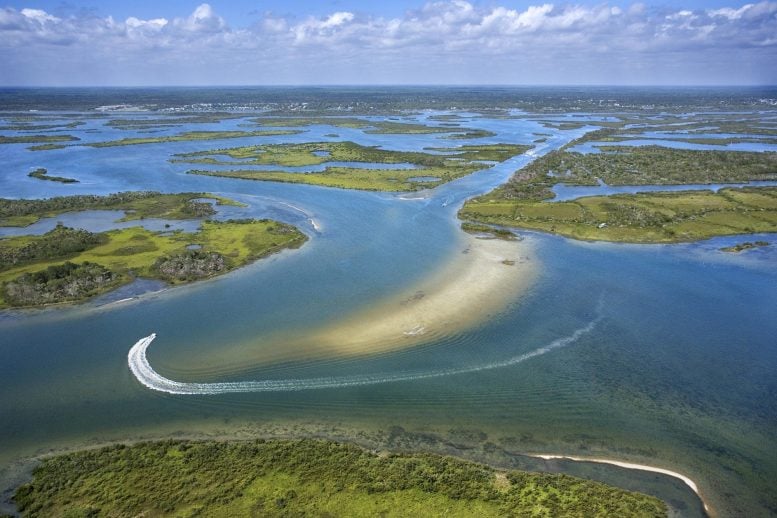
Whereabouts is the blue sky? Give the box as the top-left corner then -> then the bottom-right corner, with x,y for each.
1,1 -> 776,86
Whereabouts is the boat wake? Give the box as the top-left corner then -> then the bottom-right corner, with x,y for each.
128,315 -> 601,395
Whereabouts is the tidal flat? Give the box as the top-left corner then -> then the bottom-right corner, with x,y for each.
1,88 -> 777,517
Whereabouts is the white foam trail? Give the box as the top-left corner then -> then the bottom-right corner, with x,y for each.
128,316 -> 600,395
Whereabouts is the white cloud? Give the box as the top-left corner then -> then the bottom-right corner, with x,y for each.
125,17 -> 168,30
0,1 -> 775,85
20,8 -> 59,23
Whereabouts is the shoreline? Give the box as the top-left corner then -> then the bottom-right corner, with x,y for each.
530,454 -> 711,516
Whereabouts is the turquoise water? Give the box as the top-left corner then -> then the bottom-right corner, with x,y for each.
1,108 -> 776,516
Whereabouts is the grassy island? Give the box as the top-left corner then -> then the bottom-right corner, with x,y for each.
179,141 -> 531,191
0,192 -> 305,307
721,240 -> 770,252
0,218 -> 306,308
460,144 -> 777,243
0,191 -> 242,227
27,167 -> 78,183
250,117 -> 496,138
0,134 -> 79,145
13,439 -> 666,518
86,129 -> 301,148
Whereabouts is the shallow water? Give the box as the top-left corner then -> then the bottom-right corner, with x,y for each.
1,106 -> 776,516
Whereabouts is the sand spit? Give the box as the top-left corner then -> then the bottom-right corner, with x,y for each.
307,234 -> 537,357
532,454 -> 711,515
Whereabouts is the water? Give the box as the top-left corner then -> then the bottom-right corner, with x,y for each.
1,96 -> 776,516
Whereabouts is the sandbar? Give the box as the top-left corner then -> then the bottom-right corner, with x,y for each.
167,233 -> 538,373
309,234 -> 536,356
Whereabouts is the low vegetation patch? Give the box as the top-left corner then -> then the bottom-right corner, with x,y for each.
250,116 -> 495,137
460,135 -> 777,242
13,439 -> 667,518
27,167 -> 78,183
179,141 -> 531,191
720,240 -> 770,252
0,195 -> 306,307
0,135 -> 79,145
0,191 -> 242,227
87,129 -> 301,148
462,187 -> 777,243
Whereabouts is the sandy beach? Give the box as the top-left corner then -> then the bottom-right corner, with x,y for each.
531,454 -> 711,515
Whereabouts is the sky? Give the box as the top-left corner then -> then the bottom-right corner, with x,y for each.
1,1 -> 776,86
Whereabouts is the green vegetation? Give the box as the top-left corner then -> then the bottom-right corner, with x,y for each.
2,261 -> 120,307
179,141 -> 531,191
721,240 -> 770,252
251,116 -> 492,137
0,219 -> 306,307
460,140 -> 777,243
443,129 -> 498,139
461,222 -> 518,240
0,121 -> 84,131
86,130 -> 301,148
27,143 -> 68,151
106,113 -> 243,129
13,439 -> 666,518
425,144 -> 531,162
0,225 -> 106,270
0,191 -> 242,227
27,168 -> 78,183
0,135 -> 79,145
461,187 -> 777,243
251,116 -> 371,129
527,146 -> 777,187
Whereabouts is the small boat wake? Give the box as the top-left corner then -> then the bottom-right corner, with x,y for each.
128,315 -> 601,395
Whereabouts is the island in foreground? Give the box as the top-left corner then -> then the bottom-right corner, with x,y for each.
12,438 -> 666,518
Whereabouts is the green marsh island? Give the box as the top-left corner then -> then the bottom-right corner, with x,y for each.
182,141 -> 531,191
13,439 -> 666,518
461,144 -> 777,243
0,192 -> 306,308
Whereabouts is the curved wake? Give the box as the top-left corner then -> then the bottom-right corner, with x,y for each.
128,316 -> 601,395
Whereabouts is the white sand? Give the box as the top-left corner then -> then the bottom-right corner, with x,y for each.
532,454 -> 710,514
308,234 -> 537,356
169,233 -> 538,373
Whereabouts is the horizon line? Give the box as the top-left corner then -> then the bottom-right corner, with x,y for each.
1,84 -> 777,89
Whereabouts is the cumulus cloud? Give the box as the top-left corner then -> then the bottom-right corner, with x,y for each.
0,1 -> 775,85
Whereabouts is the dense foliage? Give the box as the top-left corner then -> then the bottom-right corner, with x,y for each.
0,216 -> 306,307
153,250 -> 227,281
0,191 -> 223,226
0,225 -> 106,270
27,167 -> 79,183
2,261 -> 117,306
14,439 -> 667,518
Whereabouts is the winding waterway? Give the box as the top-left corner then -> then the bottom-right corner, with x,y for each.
1,106 -> 776,517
